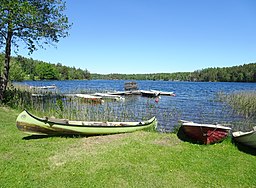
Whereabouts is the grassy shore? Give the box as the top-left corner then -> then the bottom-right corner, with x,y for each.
0,107 -> 255,188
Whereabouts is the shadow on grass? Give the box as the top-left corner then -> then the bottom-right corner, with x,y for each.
232,139 -> 256,156
22,134 -> 87,140
176,126 -> 204,145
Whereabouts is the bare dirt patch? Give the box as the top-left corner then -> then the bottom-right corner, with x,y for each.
82,133 -> 130,147
49,133 -> 131,167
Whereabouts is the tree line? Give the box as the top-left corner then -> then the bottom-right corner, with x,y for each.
1,52 -> 255,83
191,63 -> 256,82
91,63 -> 256,82
0,54 -> 90,81
2,52 -> 255,82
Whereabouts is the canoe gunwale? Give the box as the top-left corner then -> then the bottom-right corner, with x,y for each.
24,110 -> 156,128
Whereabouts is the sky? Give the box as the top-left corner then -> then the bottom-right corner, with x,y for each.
16,0 -> 256,74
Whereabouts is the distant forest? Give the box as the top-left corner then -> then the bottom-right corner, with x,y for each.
92,63 -> 256,82
0,54 -> 90,81
1,53 -> 255,82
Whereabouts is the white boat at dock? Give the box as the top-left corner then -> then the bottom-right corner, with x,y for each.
150,90 -> 175,96
107,91 -> 132,95
108,89 -> 175,97
30,85 -> 57,90
104,89 -> 176,97
93,93 -> 125,101
75,94 -> 103,103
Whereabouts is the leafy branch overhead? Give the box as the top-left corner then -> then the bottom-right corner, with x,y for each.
0,0 -> 72,100
0,0 -> 72,54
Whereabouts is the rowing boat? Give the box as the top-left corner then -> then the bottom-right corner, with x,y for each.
232,127 -> 256,148
16,110 -> 157,136
180,120 -> 231,144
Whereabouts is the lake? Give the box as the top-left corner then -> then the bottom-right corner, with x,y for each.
18,80 -> 256,132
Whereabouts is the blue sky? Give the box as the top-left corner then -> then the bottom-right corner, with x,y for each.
17,0 -> 256,74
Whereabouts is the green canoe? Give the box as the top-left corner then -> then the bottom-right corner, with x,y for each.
16,110 -> 157,136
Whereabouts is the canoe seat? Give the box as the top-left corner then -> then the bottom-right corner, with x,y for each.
43,116 -> 69,124
50,118 -> 69,124
120,123 -> 130,126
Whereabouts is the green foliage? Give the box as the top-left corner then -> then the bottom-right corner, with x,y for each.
0,0 -> 73,99
92,72 -> 192,81
35,62 -> 58,80
9,59 -> 25,81
191,64 -> 256,82
2,85 -> 32,109
0,0 -> 71,54
92,63 -> 256,82
0,53 -> 91,81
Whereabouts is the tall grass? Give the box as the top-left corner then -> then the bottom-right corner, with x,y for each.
3,84 -> 158,123
222,91 -> 256,119
217,91 -> 256,131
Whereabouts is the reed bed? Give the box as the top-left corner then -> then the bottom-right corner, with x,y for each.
217,91 -> 256,131
3,85 -> 159,124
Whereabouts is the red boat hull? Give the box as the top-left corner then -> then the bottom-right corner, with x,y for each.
182,125 -> 230,144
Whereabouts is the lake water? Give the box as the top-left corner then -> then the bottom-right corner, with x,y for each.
18,80 -> 256,132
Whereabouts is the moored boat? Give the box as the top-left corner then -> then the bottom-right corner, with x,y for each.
107,91 -> 132,95
141,90 -> 160,98
124,82 -> 138,91
75,94 -> 103,104
232,127 -> 256,148
180,120 -> 231,144
30,85 -> 57,90
93,93 -> 125,101
16,110 -> 157,136
150,90 -> 176,96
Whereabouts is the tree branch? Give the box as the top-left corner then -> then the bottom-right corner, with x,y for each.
0,31 -> 7,40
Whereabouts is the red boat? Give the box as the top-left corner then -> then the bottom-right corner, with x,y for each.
180,120 -> 231,144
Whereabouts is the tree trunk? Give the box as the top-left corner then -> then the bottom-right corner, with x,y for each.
0,31 -> 12,101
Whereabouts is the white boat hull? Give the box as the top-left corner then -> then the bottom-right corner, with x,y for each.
232,128 -> 256,148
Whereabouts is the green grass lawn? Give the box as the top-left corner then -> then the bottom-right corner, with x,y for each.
0,107 -> 255,188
